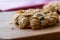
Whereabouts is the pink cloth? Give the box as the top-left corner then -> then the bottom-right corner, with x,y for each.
0,0 -> 60,12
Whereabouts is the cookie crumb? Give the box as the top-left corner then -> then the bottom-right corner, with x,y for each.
11,27 -> 14,30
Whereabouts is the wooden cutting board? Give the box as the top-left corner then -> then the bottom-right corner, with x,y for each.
0,11 -> 60,40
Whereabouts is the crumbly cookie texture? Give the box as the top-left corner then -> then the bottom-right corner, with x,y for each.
14,9 -> 59,30
43,2 -> 60,14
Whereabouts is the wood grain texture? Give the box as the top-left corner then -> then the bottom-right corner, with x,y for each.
0,11 -> 60,40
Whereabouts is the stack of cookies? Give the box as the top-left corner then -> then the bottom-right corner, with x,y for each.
14,2 -> 59,30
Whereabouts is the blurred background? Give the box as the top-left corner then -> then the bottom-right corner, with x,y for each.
0,0 -> 60,11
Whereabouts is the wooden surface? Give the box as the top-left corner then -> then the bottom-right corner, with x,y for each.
0,11 -> 60,40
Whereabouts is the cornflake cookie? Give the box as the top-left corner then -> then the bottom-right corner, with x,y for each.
14,9 -> 59,30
